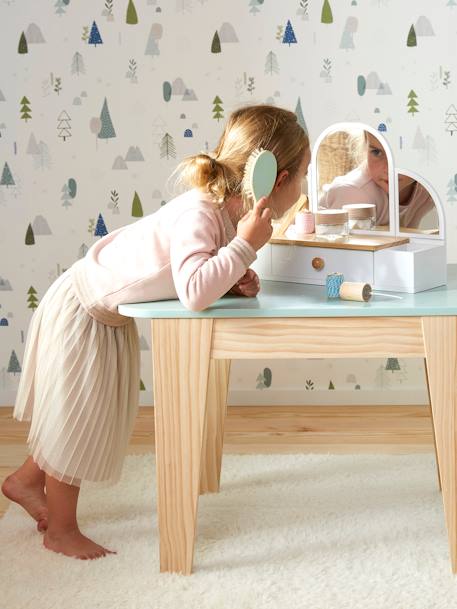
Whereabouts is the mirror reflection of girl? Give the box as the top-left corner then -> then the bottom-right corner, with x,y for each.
318,131 -> 435,228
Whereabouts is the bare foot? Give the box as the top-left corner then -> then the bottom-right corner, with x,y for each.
43,528 -> 116,560
1,474 -> 48,532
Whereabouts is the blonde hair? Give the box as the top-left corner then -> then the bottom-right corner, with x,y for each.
175,104 -> 309,209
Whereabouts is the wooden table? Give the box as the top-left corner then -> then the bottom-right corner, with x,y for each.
119,264 -> 457,575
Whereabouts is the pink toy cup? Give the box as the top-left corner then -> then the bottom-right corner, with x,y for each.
294,211 -> 315,234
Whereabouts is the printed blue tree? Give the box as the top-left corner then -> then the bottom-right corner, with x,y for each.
88,21 -> 103,47
1,162 -> 15,186
282,20 -> 297,46
7,350 -> 21,375
98,97 -> 116,140
94,213 -> 108,237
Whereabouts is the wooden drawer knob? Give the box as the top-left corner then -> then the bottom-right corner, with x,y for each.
312,257 -> 325,271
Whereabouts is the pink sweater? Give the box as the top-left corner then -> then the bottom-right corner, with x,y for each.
70,189 -> 257,325
319,165 -> 435,228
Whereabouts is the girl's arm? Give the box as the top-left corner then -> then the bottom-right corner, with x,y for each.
170,208 -> 256,311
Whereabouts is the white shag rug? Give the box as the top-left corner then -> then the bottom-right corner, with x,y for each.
2,452 -> 457,609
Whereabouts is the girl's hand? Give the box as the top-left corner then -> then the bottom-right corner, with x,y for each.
236,197 -> 273,251
228,269 -> 260,298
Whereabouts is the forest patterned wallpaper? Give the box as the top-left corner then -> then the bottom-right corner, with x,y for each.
1,0 -> 456,406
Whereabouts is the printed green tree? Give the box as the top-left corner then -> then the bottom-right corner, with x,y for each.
385,358 -> 400,372
328,380 -> 335,389
18,32 -> 28,54
211,31 -> 221,53
321,0 -> 333,24
131,191 -> 143,217
407,90 -> 419,116
1,162 -> 15,186
55,0 -> 66,16
7,350 -> 21,375
160,133 -> 176,159
295,97 -> 308,135
25,223 -> 35,245
213,95 -> 224,121
447,178 -> 457,204
98,97 -> 116,140
282,20 -> 297,45
27,286 -> 38,310
61,182 -> 71,208
54,77 -> 62,95
249,0 -> 261,15
126,0 -> 138,24
247,76 -> 255,94
443,71 -> 451,88
265,51 -> 279,75
407,24 -> 417,47
256,367 -> 272,389
140,379 -> 146,390
20,96 -> 31,122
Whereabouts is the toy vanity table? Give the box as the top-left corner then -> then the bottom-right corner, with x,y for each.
119,123 -> 455,575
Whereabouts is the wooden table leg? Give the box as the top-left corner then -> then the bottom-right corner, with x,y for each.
424,358 -> 442,492
422,316 -> 457,573
200,359 -> 231,495
152,318 -> 213,574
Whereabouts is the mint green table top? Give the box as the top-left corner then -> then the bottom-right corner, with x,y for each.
118,264 -> 457,319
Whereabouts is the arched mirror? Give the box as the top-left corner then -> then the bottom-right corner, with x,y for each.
310,122 -> 395,236
395,168 -> 445,240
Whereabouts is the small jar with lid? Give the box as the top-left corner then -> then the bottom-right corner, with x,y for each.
315,209 -> 349,241
342,203 -> 376,231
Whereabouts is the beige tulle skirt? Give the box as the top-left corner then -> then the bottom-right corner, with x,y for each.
13,269 -> 140,487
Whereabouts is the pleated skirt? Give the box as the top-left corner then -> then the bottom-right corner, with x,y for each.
13,269 -> 140,487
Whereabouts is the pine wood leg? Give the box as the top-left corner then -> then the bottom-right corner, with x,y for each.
200,359 -> 231,494
422,316 -> 457,573
423,358 -> 442,492
151,318 -> 213,574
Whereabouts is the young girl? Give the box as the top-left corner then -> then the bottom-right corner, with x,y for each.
1,104 -> 310,560
319,130 -> 435,228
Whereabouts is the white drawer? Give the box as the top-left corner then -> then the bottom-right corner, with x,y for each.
269,244 -> 374,285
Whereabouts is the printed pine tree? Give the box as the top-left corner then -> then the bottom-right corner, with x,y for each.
295,97 -> 308,135
445,105 -> 457,135
57,110 -> 72,141
54,77 -> 62,95
265,51 -> 279,75
94,213 -> 108,237
1,162 -> 15,186
25,223 -> 35,245
140,379 -> 146,390
321,0 -> 333,24
447,178 -> 457,204
7,350 -> 21,375
407,24 -> 417,47
211,31 -> 221,53
407,90 -> 419,116
55,0 -> 66,15
18,32 -> 28,54
328,380 -> 335,389
98,97 -> 116,140
27,286 -> 38,309
443,71 -> 451,88
20,96 -> 31,122
145,28 -> 160,57
89,21 -> 103,47
247,76 -> 255,94
160,133 -> 176,159
249,0 -> 261,15
385,357 -> 400,372
126,0 -> 138,24
212,95 -> 224,121
131,191 -> 143,217
71,52 -> 85,75
282,20 -> 297,46
61,182 -> 71,208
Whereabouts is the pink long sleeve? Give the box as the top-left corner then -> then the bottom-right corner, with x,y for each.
170,208 -> 257,311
